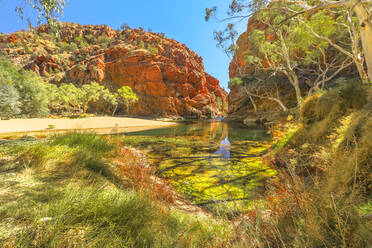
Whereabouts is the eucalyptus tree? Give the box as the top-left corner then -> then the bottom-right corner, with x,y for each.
283,0 -> 372,83
207,0 -> 372,83
208,2 -> 353,107
116,86 -> 138,115
14,0 -> 67,25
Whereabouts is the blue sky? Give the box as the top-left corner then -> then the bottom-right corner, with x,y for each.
0,0 -> 246,90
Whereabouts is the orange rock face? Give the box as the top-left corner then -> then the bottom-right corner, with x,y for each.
227,18 -> 296,123
60,24 -> 228,118
229,18 -> 268,79
0,23 -> 227,118
32,54 -> 62,76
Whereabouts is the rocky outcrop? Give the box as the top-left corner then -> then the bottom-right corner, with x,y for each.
0,23 -> 227,118
227,18 -> 295,124
229,18 -> 269,79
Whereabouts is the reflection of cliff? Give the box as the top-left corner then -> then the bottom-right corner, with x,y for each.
214,137 -> 231,159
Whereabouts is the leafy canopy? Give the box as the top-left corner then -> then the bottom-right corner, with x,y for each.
15,0 -> 68,26
0,60 -> 50,118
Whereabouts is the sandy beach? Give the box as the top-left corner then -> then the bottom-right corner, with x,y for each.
0,117 -> 177,135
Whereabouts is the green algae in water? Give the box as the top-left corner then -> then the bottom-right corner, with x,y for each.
119,122 -> 276,210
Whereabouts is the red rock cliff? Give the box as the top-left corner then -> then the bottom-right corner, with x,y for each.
0,23 -> 227,118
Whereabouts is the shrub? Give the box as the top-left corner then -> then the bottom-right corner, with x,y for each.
75,35 -> 89,48
15,71 -> 50,117
0,82 -> 21,118
120,23 -> 130,31
84,34 -> 94,42
80,82 -> 108,113
298,79 -> 367,144
138,40 -> 145,49
0,59 -> 49,117
58,41 -> 78,53
147,44 -> 158,54
95,34 -> 111,49
229,77 -> 244,86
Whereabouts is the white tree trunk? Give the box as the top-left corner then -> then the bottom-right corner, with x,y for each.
353,3 -> 372,82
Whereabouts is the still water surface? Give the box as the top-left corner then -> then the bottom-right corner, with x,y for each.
121,122 -> 276,207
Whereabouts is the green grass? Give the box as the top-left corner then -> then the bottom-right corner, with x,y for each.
0,133 -> 234,247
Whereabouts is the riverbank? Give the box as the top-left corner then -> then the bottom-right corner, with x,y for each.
0,117 -> 177,136
0,132 -> 232,247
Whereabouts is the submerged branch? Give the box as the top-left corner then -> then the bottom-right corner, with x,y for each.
197,197 -> 256,206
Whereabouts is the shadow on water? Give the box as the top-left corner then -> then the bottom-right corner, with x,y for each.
119,122 -> 276,209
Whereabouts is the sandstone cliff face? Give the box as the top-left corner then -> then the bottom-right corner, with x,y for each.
229,18 -> 269,80
227,18 -> 295,124
0,23 -> 227,118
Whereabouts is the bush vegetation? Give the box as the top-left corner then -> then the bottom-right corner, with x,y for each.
58,41 -> 78,53
247,80 -> 372,247
0,59 -> 138,118
0,60 -> 50,118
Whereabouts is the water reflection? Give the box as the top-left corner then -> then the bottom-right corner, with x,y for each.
120,122 -> 276,207
214,137 -> 231,159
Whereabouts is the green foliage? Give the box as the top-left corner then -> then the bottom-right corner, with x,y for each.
116,86 -> 138,114
39,32 -> 55,42
76,63 -> 85,70
300,79 -> 366,129
74,35 -> 89,48
0,60 -> 49,117
95,34 -> 111,49
228,77 -> 243,86
47,82 -> 120,115
0,60 -> 20,80
84,34 -> 94,42
15,0 -> 67,26
80,81 -> 107,113
216,96 -> 223,110
53,132 -> 114,153
278,84 -> 372,247
138,40 -> 145,49
15,71 -> 50,117
58,41 -> 78,53
53,132 -> 116,178
147,43 -> 158,54
54,83 -> 82,112
0,83 -> 21,118
45,83 -> 59,111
